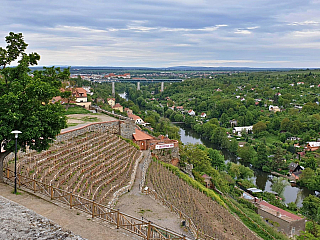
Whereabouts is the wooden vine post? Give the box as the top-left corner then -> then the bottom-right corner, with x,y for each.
92,200 -> 95,218
69,192 -> 73,209
147,221 -> 151,240
116,209 -> 120,229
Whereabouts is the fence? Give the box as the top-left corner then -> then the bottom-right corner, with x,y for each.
4,168 -> 187,240
143,188 -> 217,240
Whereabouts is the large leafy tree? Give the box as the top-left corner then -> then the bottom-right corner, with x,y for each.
0,32 -> 67,182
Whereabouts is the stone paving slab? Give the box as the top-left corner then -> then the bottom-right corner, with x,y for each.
0,195 -> 85,240
0,183 -> 138,240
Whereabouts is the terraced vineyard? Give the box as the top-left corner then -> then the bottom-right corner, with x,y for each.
12,131 -> 141,204
147,161 -> 259,240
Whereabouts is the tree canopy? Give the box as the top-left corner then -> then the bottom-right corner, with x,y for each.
0,32 -> 68,181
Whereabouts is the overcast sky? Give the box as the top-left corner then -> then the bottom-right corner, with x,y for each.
1,0 -> 320,68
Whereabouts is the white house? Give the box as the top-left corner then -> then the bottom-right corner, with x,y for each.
188,109 -> 195,116
200,112 -> 207,118
233,126 -> 253,136
128,113 -> 144,124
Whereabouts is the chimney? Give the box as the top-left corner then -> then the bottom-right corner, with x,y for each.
276,211 -> 281,217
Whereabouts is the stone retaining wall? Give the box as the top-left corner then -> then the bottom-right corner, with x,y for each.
140,150 -> 151,191
57,121 -> 120,142
107,151 -> 143,208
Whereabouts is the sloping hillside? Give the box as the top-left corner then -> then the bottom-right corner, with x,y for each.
147,161 -> 260,240
13,131 -> 141,204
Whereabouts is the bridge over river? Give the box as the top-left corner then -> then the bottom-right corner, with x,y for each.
92,78 -> 184,96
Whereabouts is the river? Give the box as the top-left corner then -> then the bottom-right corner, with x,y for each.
119,92 -> 128,101
177,123 -> 313,207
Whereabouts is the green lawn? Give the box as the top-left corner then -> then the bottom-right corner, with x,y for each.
64,106 -> 91,115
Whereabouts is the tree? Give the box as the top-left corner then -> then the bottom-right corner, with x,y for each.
229,138 -> 238,153
237,145 -> 256,163
254,143 -> 269,170
0,32 -> 67,182
281,118 -> 291,131
271,177 -> 289,200
253,121 -> 267,135
301,195 -> 320,237
206,148 -> 225,170
227,162 -> 253,179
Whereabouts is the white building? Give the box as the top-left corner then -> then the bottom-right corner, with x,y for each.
233,126 -> 253,136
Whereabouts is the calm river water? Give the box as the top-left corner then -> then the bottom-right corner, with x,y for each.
176,123 -> 313,207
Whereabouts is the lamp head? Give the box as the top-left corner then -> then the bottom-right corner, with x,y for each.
11,130 -> 22,139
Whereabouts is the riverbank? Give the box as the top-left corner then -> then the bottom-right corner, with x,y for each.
176,123 -> 314,207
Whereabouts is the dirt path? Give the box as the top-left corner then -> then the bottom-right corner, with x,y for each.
0,183 -> 139,240
115,151 -> 194,239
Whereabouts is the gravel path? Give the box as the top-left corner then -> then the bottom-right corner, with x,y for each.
115,151 -> 194,239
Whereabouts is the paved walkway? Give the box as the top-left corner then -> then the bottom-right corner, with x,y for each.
61,113 -> 117,133
115,151 -> 194,239
0,183 -> 139,240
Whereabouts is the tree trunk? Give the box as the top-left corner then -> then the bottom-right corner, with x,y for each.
0,151 -> 10,183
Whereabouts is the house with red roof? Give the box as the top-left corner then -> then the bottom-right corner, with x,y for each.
125,108 -> 133,115
200,113 -> 206,118
107,98 -> 115,107
112,103 -> 123,112
132,129 -> 155,150
256,200 -> 305,236
71,87 -> 91,109
188,109 -> 195,116
201,174 -> 213,189
128,113 -> 144,124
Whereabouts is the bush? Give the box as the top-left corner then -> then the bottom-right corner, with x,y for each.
238,198 -> 257,211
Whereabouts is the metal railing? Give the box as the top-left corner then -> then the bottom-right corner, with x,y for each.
4,168 -> 187,240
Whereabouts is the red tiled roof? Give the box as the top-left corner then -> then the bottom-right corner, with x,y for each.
128,113 -> 142,121
202,174 -> 212,179
113,103 -> 122,108
107,98 -> 115,101
133,129 -> 154,141
258,200 -> 303,222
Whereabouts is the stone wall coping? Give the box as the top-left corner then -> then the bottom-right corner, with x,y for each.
60,120 -> 119,135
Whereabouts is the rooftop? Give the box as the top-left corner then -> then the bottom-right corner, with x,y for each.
133,129 -> 154,141
258,200 -> 303,222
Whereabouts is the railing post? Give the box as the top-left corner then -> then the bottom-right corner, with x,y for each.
116,209 -> 120,229
69,192 -> 73,209
147,221 -> 151,240
92,200 -> 95,219
33,178 -> 36,192
50,184 -> 53,200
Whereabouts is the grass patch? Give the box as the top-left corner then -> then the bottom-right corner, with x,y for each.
64,105 -> 91,115
138,209 -> 152,214
11,190 -> 22,195
67,123 -> 79,127
80,116 -> 99,122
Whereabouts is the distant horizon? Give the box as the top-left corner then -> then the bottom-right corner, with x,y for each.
2,1 -> 320,68
29,65 -> 320,71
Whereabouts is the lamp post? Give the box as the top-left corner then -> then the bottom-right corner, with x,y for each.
11,130 -> 22,194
